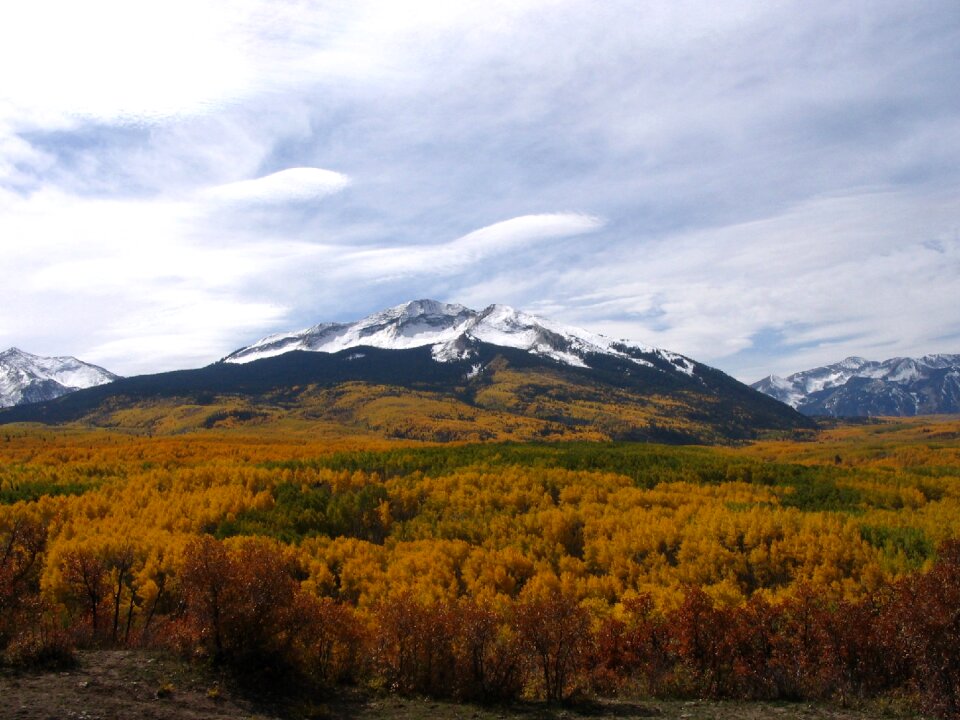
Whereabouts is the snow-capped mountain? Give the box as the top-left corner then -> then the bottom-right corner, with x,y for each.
223,299 -> 698,376
752,354 -> 960,416
0,348 -> 118,408
1,303 -> 810,442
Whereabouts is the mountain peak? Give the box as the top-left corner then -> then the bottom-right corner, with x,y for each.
381,299 -> 470,320
1,315 -> 812,443
480,302 -> 518,314
1,347 -> 31,360
0,348 -> 118,408
223,300 -> 681,375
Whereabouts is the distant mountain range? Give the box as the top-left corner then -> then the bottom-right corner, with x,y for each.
4,309 -> 958,426
752,354 -> 960,416
0,300 -> 809,442
0,347 -> 118,408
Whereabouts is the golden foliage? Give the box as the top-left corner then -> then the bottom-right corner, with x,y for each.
0,417 -> 958,620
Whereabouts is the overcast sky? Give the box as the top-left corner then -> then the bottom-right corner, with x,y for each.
2,1 -> 959,380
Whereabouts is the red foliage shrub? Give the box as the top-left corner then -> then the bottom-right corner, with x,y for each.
294,594 -> 370,685
178,536 -> 302,678
883,540 -> 960,718
764,587 -> 890,704
514,589 -> 592,702
721,595 -> 779,699
59,548 -> 109,644
373,592 -> 458,696
373,594 -> 524,700
451,598 -> 523,701
671,587 -> 734,697
3,615 -> 75,670
589,594 -> 672,695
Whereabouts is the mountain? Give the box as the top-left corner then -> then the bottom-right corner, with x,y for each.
0,347 -> 118,408
223,299 -> 698,373
0,301 -> 811,443
752,354 -> 960,416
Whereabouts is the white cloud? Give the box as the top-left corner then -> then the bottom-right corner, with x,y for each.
452,213 -> 603,254
202,167 -> 350,204
0,131 -> 53,186
0,186 -> 603,373
1,1 -> 256,125
87,294 -> 289,374
337,213 -> 603,279
0,187 -> 301,372
523,189 -> 960,379
0,0 -> 568,130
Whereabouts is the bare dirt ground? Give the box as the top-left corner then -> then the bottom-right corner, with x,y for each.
0,651 -> 925,720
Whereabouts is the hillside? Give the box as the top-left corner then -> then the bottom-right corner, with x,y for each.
0,343 -> 811,443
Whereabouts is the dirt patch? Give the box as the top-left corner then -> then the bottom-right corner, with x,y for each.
330,696 -> 921,720
1,650 -> 279,720
0,651 -> 923,720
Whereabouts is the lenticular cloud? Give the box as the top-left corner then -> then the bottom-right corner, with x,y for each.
204,167 -> 351,204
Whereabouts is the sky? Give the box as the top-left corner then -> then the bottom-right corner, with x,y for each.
1,0 -> 959,381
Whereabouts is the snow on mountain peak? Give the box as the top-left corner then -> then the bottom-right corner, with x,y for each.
223,300 -> 690,376
763,374 -> 793,391
386,298 -> 469,320
752,353 -> 960,413
839,356 -> 868,369
0,348 -> 118,408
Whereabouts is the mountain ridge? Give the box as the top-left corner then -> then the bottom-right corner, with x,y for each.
752,354 -> 960,416
0,300 -> 811,443
223,299 -> 696,376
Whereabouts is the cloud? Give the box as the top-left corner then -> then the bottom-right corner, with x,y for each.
0,186 -> 301,372
86,294 -> 289,373
0,0 -> 567,130
336,213 -> 604,279
505,188 -> 960,380
452,213 -> 604,254
1,1 -> 958,380
1,1 -> 256,126
0,186 -> 601,373
202,167 -> 351,205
